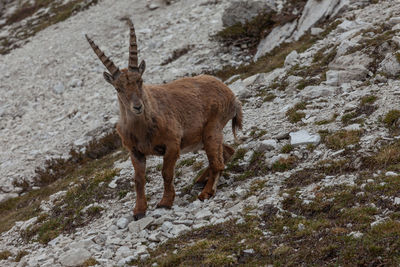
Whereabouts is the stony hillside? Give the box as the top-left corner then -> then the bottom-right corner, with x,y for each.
1,0 -> 400,266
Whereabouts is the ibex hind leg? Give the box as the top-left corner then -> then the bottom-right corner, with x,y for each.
195,143 -> 235,184
198,130 -> 225,201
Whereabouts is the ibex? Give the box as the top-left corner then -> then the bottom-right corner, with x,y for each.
86,19 -> 243,220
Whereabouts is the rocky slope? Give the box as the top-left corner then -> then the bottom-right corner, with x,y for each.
1,0 -> 400,266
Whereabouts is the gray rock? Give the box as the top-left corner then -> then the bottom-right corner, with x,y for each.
59,248 -> 91,267
222,0 -> 273,27
170,224 -> 190,236
116,246 -> 132,258
284,50 -> 299,68
327,52 -> 372,84
311,27 -> 323,35
299,85 -> 338,99
293,0 -> 348,41
257,140 -> 277,152
53,82 -> 65,94
194,209 -> 212,220
128,216 -> 154,233
255,21 -> 297,61
378,53 -> 400,77
289,130 -> 320,146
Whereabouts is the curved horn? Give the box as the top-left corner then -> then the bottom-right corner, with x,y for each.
126,19 -> 139,72
85,34 -> 120,78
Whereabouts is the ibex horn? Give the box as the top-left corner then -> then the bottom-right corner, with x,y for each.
126,18 -> 139,72
85,34 -> 121,78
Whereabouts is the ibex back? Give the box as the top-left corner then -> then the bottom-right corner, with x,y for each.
86,19 -> 243,220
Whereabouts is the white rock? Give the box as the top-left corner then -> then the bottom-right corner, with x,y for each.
289,130 -> 320,146
117,256 -> 137,267
243,248 -> 255,254
344,124 -> 361,131
59,248 -> 91,267
170,224 -> 190,236
116,246 -> 132,258
195,209 -> 212,220
116,217 -> 131,229
311,27 -> 323,35
284,50 -> 299,67
128,216 -> 154,233
228,79 -> 251,99
255,21 -> 297,60
385,171 -> 398,177
394,197 -> 400,205
292,0 -> 347,41
348,231 -> 363,239
297,223 -> 305,231
161,221 -> 174,232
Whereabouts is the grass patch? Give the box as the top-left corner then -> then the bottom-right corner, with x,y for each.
286,102 -> 307,123
0,250 -> 11,260
324,130 -> 361,150
271,156 -> 297,172
82,257 -> 99,266
0,149 -> 126,236
21,169 -> 119,244
280,144 -> 294,154
315,113 -> 338,125
249,128 -> 268,139
383,109 -> 400,131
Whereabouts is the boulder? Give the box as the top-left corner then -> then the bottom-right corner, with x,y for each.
222,0 -> 273,27
289,130 -> 320,146
378,53 -> 400,77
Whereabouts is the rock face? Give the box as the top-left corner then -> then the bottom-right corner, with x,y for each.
255,0 -> 349,60
221,0 -> 273,27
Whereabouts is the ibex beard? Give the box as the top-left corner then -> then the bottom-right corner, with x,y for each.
86,19 -> 243,221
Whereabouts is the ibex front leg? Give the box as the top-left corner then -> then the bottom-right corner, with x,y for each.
131,149 -> 147,220
157,147 -> 179,209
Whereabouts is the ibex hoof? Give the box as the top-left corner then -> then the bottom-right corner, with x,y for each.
133,213 -> 146,221
198,191 -> 213,201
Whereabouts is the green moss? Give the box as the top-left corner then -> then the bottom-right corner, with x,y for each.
249,128 -> 268,139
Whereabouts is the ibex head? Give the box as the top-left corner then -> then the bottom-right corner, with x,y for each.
86,19 -> 146,115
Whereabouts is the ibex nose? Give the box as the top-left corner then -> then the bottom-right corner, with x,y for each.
133,105 -> 143,113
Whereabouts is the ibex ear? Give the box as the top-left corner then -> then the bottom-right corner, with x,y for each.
103,72 -> 114,84
139,60 -> 146,76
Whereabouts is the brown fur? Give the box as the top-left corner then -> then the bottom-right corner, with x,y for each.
86,21 -> 243,220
